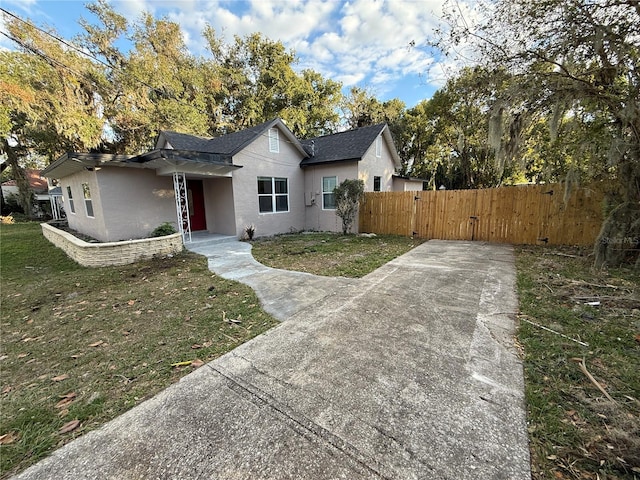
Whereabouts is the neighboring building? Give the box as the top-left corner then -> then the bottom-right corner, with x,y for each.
41,118 -> 402,242
1,169 -> 53,218
392,175 -> 427,192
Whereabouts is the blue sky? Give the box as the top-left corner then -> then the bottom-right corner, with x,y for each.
0,0 -> 475,108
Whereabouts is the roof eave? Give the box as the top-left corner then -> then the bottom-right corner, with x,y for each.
41,153 -> 133,179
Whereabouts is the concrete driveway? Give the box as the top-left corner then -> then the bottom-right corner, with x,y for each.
13,240 -> 530,480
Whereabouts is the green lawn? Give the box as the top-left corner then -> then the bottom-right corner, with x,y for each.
251,232 -> 425,277
0,223 -> 278,478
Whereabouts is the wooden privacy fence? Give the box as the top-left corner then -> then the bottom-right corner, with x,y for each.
359,183 -> 604,246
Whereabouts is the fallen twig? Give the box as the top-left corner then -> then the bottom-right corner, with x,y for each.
569,280 -> 619,290
519,315 -> 589,346
571,357 -> 616,403
543,252 -> 579,258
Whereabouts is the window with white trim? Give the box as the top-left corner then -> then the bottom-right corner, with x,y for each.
258,176 -> 288,213
375,135 -> 382,157
322,176 -> 337,210
268,128 -> 279,153
82,183 -> 94,217
66,186 -> 75,214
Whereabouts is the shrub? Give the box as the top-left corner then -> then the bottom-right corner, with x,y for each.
244,224 -> 256,240
334,179 -> 365,234
151,222 -> 177,237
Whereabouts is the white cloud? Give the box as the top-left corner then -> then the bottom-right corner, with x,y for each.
2,0 -> 38,15
110,0 -> 155,21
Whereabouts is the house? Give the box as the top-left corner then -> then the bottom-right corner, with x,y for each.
41,118 -> 403,242
1,169 -> 54,218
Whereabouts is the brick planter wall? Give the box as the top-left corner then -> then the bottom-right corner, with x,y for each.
41,223 -> 183,267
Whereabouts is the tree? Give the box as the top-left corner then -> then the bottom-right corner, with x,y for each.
439,0 -> 640,266
341,86 -> 405,132
401,67 -> 518,189
1,15 -> 105,216
204,28 -> 342,137
78,2 -> 211,153
334,179 -> 365,234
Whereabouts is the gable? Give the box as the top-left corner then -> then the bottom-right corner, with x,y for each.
157,119 -> 308,158
300,124 -> 401,169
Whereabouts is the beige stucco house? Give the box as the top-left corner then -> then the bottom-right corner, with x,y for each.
42,118 -> 406,243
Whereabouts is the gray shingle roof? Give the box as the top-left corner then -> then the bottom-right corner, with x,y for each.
161,131 -> 210,152
300,123 -> 386,166
161,119 -> 278,156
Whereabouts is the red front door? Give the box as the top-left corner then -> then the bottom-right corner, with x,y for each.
187,180 -> 207,231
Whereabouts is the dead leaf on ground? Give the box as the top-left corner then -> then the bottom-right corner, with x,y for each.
17,353 -> 29,358
191,359 -> 204,368
0,432 -> 19,444
2,385 -> 12,394
191,344 -> 202,349
55,392 -> 77,409
58,408 -> 69,418
127,300 -> 135,306
88,340 -> 104,347
52,374 -> 69,382
58,419 -> 80,434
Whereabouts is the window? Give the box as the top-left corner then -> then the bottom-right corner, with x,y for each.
82,183 -> 94,217
374,176 -> 381,192
66,186 -> 75,214
268,128 -> 279,153
322,176 -> 337,210
258,177 -> 288,213
375,136 -> 382,157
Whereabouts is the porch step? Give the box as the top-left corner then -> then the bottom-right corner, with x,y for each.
184,233 -> 239,250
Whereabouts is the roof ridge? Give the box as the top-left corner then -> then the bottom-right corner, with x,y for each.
304,122 -> 386,142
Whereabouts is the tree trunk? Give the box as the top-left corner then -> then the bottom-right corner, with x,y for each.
0,138 -> 34,218
594,145 -> 640,268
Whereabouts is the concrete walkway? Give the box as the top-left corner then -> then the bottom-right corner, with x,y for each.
13,240 -> 531,480
186,238 -> 358,321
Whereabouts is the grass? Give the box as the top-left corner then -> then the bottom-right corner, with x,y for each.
0,223 -> 278,479
250,232 -> 425,277
516,246 -> 640,480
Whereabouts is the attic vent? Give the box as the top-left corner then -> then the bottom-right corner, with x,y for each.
268,128 -> 279,153
375,136 -> 382,157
